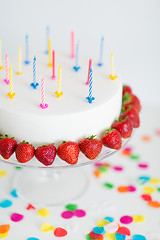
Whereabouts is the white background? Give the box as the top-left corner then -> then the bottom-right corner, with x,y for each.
0,0 -> 160,106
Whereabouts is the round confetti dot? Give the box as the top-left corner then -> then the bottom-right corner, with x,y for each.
0,199 -> 12,208
104,216 -> 114,222
138,163 -> 148,169
10,213 -> 24,222
93,227 -> 105,235
94,169 -> 101,178
120,215 -> 133,224
74,209 -> 86,217
143,186 -> 155,194
97,219 -> 109,227
149,178 -> 160,184
40,223 -> 54,232
115,233 -> 126,240
141,194 -> 152,202
0,225 -> 10,234
10,189 -> 18,198
104,222 -> 119,233
128,185 -> 136,192
61,211 -> 74,219
65,204 -> 78,212
89,231 -> 103,239
0,232 -> 9,239
104,182 -> 114,189
113,166 -> 123,171
54,228 -> 67,237
117,186 -> 129,193
27,238 -> 40,240
133,215 -> 145,223
0,170 -> 7,177
37,208 -> 50,217
130,154 -> 140,160
138,176 -> 150,183
117,226 -> 130,236
132,234 -> 146,240
148,201 -> 160,208
105,232 -> 116,240
157,187 -> 160,192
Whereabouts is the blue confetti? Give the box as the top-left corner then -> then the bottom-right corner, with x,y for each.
27,238 -> 40,240
93,226 -> 105,234
104,216 -> 114,222
115,233 -> 126,240
139,176 -> 150,181
0,199 -> 12,208
132,234 -> 146,240
10,189 -> 18,198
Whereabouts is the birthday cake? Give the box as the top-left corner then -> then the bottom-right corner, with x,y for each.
0,50 -> 140,166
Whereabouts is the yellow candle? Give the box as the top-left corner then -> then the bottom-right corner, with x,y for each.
54,65 -> 63,98
48,38 -> 52,67
109,52 -> 117,80
7,65 -> 15,99
0,38 -> 3,70
17,46 -> 22,75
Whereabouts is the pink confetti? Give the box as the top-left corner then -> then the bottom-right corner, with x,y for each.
113,166 -> 123,171
124,147 -> 133,152
74,209 -> 86,218
138,163 -> 149,169
61,211 -> 74,219
120,215 -> 133,224
10,213 -> 24,222
128,185 -> 136,192
94,163 -> 103,167
155,129 -> 160,136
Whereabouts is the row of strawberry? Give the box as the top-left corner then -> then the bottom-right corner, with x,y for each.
0,85 -> 141,166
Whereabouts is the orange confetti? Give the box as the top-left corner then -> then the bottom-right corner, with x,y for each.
148,201 -> 160,208
103,163 -> 110,167
0,224 -> 10,234
117,186 -> 129,193
142,135 -> 151,142
93,170 -> 101,178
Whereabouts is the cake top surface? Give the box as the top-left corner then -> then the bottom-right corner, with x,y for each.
0,52 -> 122,116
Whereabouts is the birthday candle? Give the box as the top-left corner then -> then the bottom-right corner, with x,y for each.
86,67 -> 95,103
4,52 -> 9,84
48,38 -> 52,67
40,76 -> 48,109
109,52 -> 117,80
70,31 -> 75,58
86,58 -> 92,85
0,38 -> 3,70
73,41 -> 80,71
7,65 -> 15,99
24,34 -> 30,64
51,50 -> 56,79
97,36 -> 104,66
17,46 -> 22,75
45,26 -> 50,54
30,56 -> 39,89
54,65 -> 63,98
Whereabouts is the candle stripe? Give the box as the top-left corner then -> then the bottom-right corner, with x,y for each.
58,65 -> 61,93
73,41 -> 80,71
4,52 -> 9,84
71,31 -> 75,58
40,76 -> 48,109
109,52 -> 117,80
0,38 -> 3,69
98,36 -> 104,66
24,34 -> 30,64
17,46 -> 22,74
9,65 -> 13,94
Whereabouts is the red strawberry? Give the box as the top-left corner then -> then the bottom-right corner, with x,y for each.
102,128 -> 122,150
15,141 -> 35,163
121,106 -> 140,128
112,118 -> 133,138
79,135 -> 102,160
123,85 -> 132,95
35,144 -> 56,166
123,93 -> 141,112
0,135 -> 17,159
57,141 -> 79,164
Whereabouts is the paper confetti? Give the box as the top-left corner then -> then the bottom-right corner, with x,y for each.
104,222 -> 119,233
132,234 -> 146,240
10,189 -> 18,198
138,163 -> 149,169
120,216 -> 133,224
26,203 -> 36,210
93,227 -> 105,235
0,199 -> 12,208
74,209 -> 86,217
54,227 -> 67,237
0,225 -> 10,234
143,186 -> 155,194
115,233 -> 126,240
117,226 -> 130,236
65,204 -> 78,212
10,213 -> 24,222
27,238 -> 40,240
0,170 -> 7,177
104,182 -> 114,189
37,208 -> 50,217
0,232 -> 9,239
105,232 -> 116,240
97,219 -> 109,227
61,211 -> 74,219
41,223 -> 54,232
133,215 -> 145,223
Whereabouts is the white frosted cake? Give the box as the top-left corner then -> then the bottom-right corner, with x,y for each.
0,52 -> 122,147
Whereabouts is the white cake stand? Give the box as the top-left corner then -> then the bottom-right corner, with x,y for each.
0,139 -> 129,206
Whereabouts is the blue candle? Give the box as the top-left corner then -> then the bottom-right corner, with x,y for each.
73,41 -> 80,71
30,56 -> 39,89
86,67 -> 95,103
45,26 -> 50,54
97,36 -> 104,67
24,34 -> 30,64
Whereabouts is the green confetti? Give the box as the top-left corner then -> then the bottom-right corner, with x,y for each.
86,234 -> 92,240
65,204 -> 78,212
130,154 -> 140,160
157,187 -> 160,192
99,166 -> 108,173
15,166 -> 23,170
104,182 -> 114,189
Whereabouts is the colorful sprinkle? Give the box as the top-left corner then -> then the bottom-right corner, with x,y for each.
0,225 -> 10,234
41,223 -> 54,232
54,228 -> 67,237
104,182 -> 114,189
93,227 -> 105,235
74,209 -> 86,218
104,216 -> 114,222
61,211 -> 74,219
132,234 -> 146,240
0,232 -> 9,239
37,208 -> 50,217
97,219 -> 109,227
104,222 -> 119,233
148,201 -> 160,208
143,186 -> 155,194
138,163 -> 149,169
149,178 -> 160,184
141,136 -> 151,142
10,213 -> 24,222
115,233 -> 126,240
65,204 -> 78,212
141,194 -> 152,202
117,186 -> 129,193
10,189 -> 18,198
26,203 -> 36,210
130,155 -> 140,160
117,226 -> 130,236
27,238 -> 40,240
113,166 -> 123,171
105,232 -> 116,240
120,216 -> 133,224
0,170 -> 7,177
128,185 -> 136,192
0,199 -> 12,208
89,231 -> 103,239
133,215 -> 145,223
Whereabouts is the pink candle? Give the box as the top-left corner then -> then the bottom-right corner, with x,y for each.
70,31 -> 75,58
51,50 -> 56,79
40,76 -> 48,109
85,58 -> 92,85
4,52 -> 9,84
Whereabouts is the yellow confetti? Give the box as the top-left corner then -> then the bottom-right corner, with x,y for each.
97,219 -> 109,227
133,215 -> 145,223
149,178 -> 160,184
143,186 -> 156,194
0,170 -> 7,177
0,232 -> 9,239
41,223 -> 54,232
37,208 -> 50,217
105,233 -> 116,240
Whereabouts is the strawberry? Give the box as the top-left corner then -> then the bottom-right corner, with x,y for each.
15,141 -> 35,163
121,106 -> 140,128
123,85 -> 132,95
112,118 -> 133,138
57,141 -> 79,164
35,144 -> 56,166
0,135 -> 17,159
122,93 -> 141,112
79,135 -> 102,160
102,128 -> 122,150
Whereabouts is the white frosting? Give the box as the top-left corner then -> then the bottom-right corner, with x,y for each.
0,52 -> 122,146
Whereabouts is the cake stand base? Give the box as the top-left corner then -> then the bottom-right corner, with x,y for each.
13,167 -> 89,206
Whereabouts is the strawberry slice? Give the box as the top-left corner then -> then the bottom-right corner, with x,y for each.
35,144 -> 56,166
57,141 -> 79,164
102,128 -> 122,150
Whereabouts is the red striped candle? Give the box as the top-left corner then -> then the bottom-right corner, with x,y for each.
51,50 -> 56,79
85,58 -> 92,85
70,31 -> 75,58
